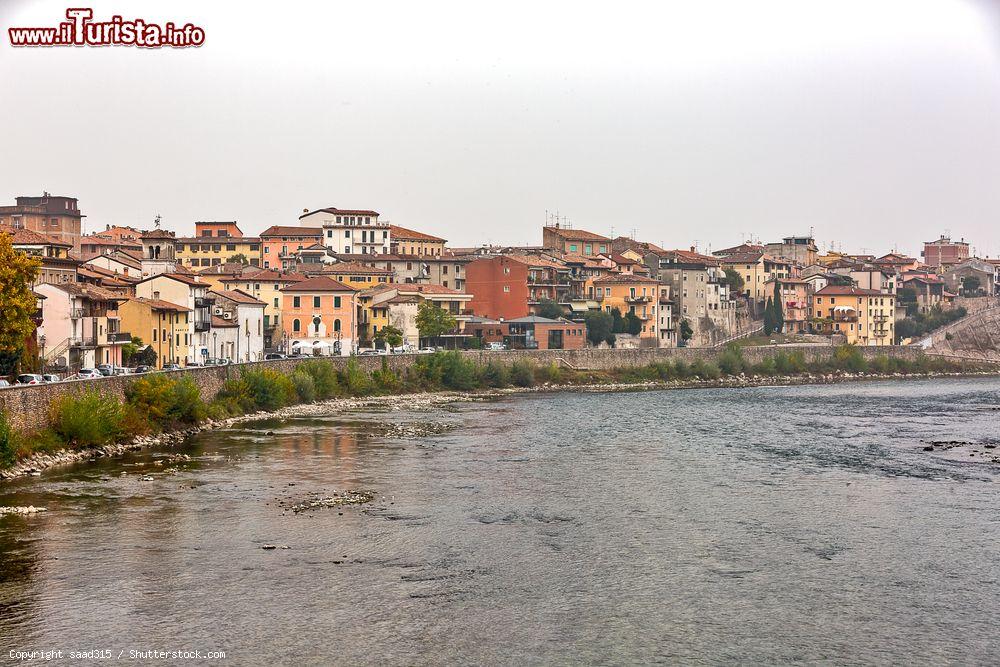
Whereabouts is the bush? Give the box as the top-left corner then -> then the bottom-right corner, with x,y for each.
51,391 -> 126,447
290,369 -> 317,403
479,361 -> 510,388
298,360 -> 340,399
510,360 -> 535,387
438,352 -> 479,390
717,344 -> 748,376
170,377 -> 206,424
832,344 -> 867,373
241,368 -> 296,411
0,411 -> 16,468
536,362 -> 563,384
673,359 -> 692,379
690,359 -> 720,380
371,358 -> 401,393
341,358 -> 373,396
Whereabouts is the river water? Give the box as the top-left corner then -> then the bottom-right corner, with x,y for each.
2,378 -> 1000,665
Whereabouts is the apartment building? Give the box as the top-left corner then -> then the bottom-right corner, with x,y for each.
135,273 -> 215,364
177,221 -> 262,268
210,289 -> 267,363
2,225 -> 78,286
281,276 -> 357,356
766,278 -> 811,333
35,283 -> 131,370
358,283 -> 473,348
218,269 -> 305,349
260,225 -> 323,269
718,252 -> 793,306
298,207 -> 390,255
542,224 -> 611,257
922,235 -> 970,268
466,254 -> 572,320
587,274 -> 660,342
389,225 -> 446,256
810,286 -> 895,346
0,194 -> 84,249
118,297 -> 191,368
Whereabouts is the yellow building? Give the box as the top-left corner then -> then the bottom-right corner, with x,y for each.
357,283 -> 473,347
389,225 -> 447,256
176,221 -> 262,269
305,262 -> 394,288
719,252 -> 793,305
118,297 -> 192,368
218,269 -> 305,349
810,286 -> 895,346
586,274 -> 660,341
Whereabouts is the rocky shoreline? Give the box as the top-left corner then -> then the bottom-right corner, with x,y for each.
1,369 -> 997,483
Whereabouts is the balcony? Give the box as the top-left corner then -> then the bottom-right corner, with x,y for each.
69,336 -> 97,348
194,296 -> 215,308
70,308 -> 86,319
108,332 -> 133,343
194,320 -> 211,332
625,295 -> 653,304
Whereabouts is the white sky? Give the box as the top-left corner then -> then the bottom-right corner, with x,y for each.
2,0 -> 999,256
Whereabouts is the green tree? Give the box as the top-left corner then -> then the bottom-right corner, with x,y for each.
623,311 -> 642,335
0,233 -> 41,375
763,296 -> 775,336
583,310 -> 613,346
610,307 -> 625,333
374,324 -> 404,350
228,253 -> 249,265
415,301 -> 457,345
536,298 -> 565,320
772,282 -> 784,334
679,318 -> 694,345
122,336 -> 143,365
720,268 -> 745,294
961,275 -> 981,295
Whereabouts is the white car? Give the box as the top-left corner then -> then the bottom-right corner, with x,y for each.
76,368 -> 103,379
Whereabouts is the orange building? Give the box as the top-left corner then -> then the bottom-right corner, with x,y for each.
465,255 -> 531,320
280,276 -> 357,355
260,225 -> 323,270
588,274 -> 660,340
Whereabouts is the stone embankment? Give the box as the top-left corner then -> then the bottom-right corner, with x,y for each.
3,366 -> 993,483
0,345 -> 924,434
924,300 -> 1000,363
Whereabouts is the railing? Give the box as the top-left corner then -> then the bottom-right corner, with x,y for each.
108,332 -> 133,343
70,308 -> 86,319
626,295 -> 653,304
194,321 -> 211,332
68,336 -> 97,348
194,297 -> 215,308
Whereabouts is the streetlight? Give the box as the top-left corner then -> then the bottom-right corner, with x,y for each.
39,334 -> 46,372
212,331 -> 218,361
245,327 -> 251,363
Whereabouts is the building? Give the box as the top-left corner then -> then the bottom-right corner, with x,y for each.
280,276 -> 357,356
358,283 -> 473,348
766,278 -> 811,333
176,221 -> 262,269
79,233 -> 143,261
210,289 -> 267,363
2,224 -> 78,286
134,273 -> 215,365
922,236 -> 971,268
763,236 -> 818,266
900,273 -> 946,315
587,274 -> 660,343
118,297 -> 192,368
308,262 -> 394,288
542,224 -> 611,256
873,253 -> 920,276
648,249 -> 732,345
810,286 -> 895,346
944,258 -> 998,296
139,229 -> 179,277
371,253 -> 470,290
83,250 -> 143,281
389,225 -> 447,256
0,194 -> 84,249
466,254 -> 572,321
218,269 -> 305,350
35,283 -> 131,370
260,225 -> 323,269
298,207 -> 390,255
718,252 -> 793,307
464,316 -> 587,350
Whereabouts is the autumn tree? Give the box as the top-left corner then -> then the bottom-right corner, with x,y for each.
374,324 -> 404,350
0,233 -> 41,375
415,301 -> 457,346
228,253 -> 249,265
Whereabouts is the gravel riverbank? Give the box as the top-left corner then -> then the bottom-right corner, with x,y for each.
2,369 -> 997,483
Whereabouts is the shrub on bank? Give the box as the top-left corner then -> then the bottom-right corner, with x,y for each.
371,358 -> 401,393
0,410 -> 16,468
50,390 -> 126,447
510,360 -> 535,387
479,361 -> 511,388
126,374 -> 206,430
290,369 -> 317,403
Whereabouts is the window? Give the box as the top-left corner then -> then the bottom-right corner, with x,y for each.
313,296 -> 321,308
293,296 -> 300,308
293,319 -> 301,332
345,230 -> 351,238
334,296 -> 341,308
443,266 -> 448,274
226,244 -> 236,251
152,328 -> 157,342
327,230 -> 333,238
503,285 -> 510,293
334,319 -> 341,332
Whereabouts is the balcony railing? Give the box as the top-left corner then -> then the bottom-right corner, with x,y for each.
625,295 -> 653,304
68,336 -> 97,348
194,297 -> 215,308
108,332 -> 133,343
194,320 -> 211,332
70,308 -> 86,319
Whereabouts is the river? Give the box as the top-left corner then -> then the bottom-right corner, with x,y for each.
2,378 -> 1000,664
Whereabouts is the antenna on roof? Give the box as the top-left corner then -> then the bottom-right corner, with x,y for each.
153,214 -> 161,229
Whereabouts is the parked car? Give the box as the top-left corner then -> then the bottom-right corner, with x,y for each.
357,349 -> 384,356
484,342 -> 507,351
76,368 -> 102,379
96,364 -> 115,376
0,379 -> 9,388
112,367 -> 131,376
162,363 -> 183,371
42,374 -> 61,383
17,374 -> 45,385
133,365 -> 152,374
418,347 -> 437,354
264,353 -> 286,361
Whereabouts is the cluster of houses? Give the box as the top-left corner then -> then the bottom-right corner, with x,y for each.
1,193 -> 997,371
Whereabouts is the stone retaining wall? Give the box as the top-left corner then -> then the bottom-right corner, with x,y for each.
0,345 -> 924,434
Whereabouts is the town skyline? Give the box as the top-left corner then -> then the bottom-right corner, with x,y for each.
3,1 -> 1000,257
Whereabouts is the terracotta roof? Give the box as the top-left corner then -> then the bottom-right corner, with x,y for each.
0,224 -> 72,247
609,253 -> 637,265
177,236 -> 261,243
196,262 -> 248,276
210,289 -> 266,306
80,234 -> 141,247
592,274 -> 659,284
813,286 -> 890,297
317,262 -> 393,275
544,226 -> 611,242
210,315 -> 239,328
713,243 -> 765,256
141,229 -> 175,239
660,249 -> 720,266
363,283 -> 467,297
300,207 -> 380,219
130,297 -> 191,312
137,272 -> 206,287
259,225 -> 323,237
47,283 -> 126,301
220,269 -> 305,283
280,275 -> 355,292
389,224 -> 446,243
495,254 -> 568,270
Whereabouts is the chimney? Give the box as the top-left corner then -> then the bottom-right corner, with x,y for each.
303,208 -> 309,214
690,246 -> 696,253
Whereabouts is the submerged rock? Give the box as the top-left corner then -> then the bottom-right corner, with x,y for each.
0,506 -> 47,516
288,490 -> 376,513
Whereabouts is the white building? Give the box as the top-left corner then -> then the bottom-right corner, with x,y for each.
209,289 -> 266,363
299,207 -> 391,255
135,273 -> 214,365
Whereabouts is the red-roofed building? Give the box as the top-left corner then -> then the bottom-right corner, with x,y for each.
810,286 -> 895,345
542,225 -> 611,256
298,206 -> 391,256
466,254 -> 573,321
280,276 -> 357,355
389,225 -> 447,256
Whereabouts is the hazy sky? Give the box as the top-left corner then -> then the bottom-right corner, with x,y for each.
2,0 -> 999,257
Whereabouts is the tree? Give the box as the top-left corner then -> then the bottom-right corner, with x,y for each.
415,301 -> 457,345
373,324 -> 404,350
134,345 -> 157,367
763,296 -> 775,336
122,336 -> 143,365
679,318 -> 694,346
720,268 -> 745,294
583,310 -> 614,347
772,281 -> 784,334
961,275 -> 981,295
0,233 -> 41,375
536,298 -> 564,320
623,311 -> 642,335
228,253 -> 249,265
610,307 -> 625,333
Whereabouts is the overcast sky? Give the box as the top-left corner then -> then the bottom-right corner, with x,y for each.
2,0 -> 999,257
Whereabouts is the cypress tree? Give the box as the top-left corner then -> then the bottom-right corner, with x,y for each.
773,281 -> 784,334
763,296 -> 775,336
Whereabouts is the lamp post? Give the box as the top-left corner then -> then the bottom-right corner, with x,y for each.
39,334 -> 46,372
212,332 -> 218,361
245,327 -> 251,363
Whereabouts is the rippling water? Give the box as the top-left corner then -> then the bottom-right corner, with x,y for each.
2,378 -> 1000,664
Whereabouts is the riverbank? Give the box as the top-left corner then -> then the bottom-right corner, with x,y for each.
3,366 -> 998,483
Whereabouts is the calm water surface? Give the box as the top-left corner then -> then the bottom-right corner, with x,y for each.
2,378 -> 1000,665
